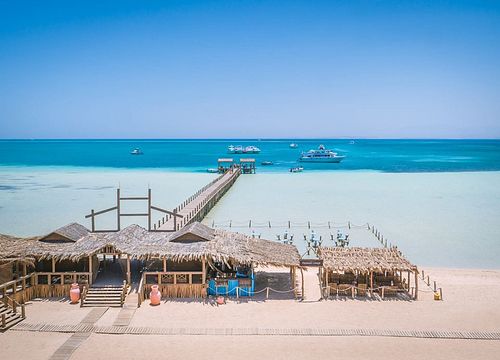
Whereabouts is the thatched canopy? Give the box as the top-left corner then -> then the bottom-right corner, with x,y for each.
40,222 -> 90,242
0,222 -> 300,268
318,247 -> 417,274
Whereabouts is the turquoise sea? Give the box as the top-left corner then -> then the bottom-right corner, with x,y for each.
1,139 -> 500,172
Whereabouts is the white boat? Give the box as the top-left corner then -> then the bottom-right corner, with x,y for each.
299,145 -> 345,163
289,166 -> 303,173
289,143 -> 298,148
261,161 -> 273,166
130,148 -> 143,155
227,145 -> 260,154
206,168 -> 219,173
228,145 -> 244,154
244,145 -> 261,154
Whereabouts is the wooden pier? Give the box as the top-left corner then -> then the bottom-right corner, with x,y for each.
155,167 -> 241,231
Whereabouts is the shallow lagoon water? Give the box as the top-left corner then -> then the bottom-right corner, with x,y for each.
0,166 -> 499,269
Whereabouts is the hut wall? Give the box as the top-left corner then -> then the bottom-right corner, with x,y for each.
144,283 -> 206,299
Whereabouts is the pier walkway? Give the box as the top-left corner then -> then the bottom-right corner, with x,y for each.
155,168 -> 241,231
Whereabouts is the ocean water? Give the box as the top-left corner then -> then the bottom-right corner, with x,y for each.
1,139 -> 500,172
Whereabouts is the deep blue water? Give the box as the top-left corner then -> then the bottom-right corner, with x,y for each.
0,139 -> 499,173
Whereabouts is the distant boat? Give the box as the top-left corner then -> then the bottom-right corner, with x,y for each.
206,168 -> 219,173
299,145 -> 345,163
349,140 -> 355,145
130,148 -> 143,155
289,143 -> 299,148
261,161 -> 274,166
289,166 -> 303,173
228,145 -> 261,154
243,145 -> 261,154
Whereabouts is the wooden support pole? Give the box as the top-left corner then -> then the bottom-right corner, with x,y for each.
89,256 -> 93,285
370,271 -> 373,296
126,255 -> 131,284
91,209 -> 95,232
414,270 -> 419,300
117,188 -> 121,230
163,258 -> 167,272
202,257 -> 206,284
52,258 -> 56,273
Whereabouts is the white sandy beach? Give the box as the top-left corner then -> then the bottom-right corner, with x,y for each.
1,267 -> 500,359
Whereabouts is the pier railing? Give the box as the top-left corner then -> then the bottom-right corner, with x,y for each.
156,167 -> 240,231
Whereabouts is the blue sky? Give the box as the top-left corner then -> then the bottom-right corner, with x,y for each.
0,0 -> 499,138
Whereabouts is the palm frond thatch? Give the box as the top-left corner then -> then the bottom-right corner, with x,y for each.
0,222 -> 300,268
318,247 -> 417,273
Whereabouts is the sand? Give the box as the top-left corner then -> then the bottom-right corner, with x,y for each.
1,268 -> 500,359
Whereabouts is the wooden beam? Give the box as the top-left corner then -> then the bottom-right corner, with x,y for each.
163,258 -> 167,272
126,255 -> 131,284
148,188 -> 152,231
202,257 -> 206,284
85,206 -> 118,218
414,269 -> 418,300
52,258 -> 56,273
89,256 -> 93,285
117,188 -> 121,230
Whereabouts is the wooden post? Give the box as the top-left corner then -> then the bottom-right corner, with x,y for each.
163,258 -> 167,272
266,287 -> 269,299
370,271 -> 373,296
126,255 -> 131,284
414,270 -> 419,300
21,304 -> 25,319
1,314 -> 5,328
117,188 -> 121,230
89,256 -> 93,285
439,287 -> 443,301
202,257 -> 206,285
173,209 -> 177,231
91,209 -> 95,232
52,258 -> 56,273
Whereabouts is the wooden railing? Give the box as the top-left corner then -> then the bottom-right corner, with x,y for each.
141,271 -> 206,299
137,273 -> 145,308
80,281 -> 89,307
120,280 -> 127,307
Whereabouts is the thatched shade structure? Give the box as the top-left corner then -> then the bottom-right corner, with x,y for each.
0,222 -> 301,301
0,222 -> 300,267
318,247 -> 417,273
318,247 -> 419,300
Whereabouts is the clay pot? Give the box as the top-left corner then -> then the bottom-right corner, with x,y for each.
150,285 -> 161,305
70,283 -> 80,303
216,296 -> 225,305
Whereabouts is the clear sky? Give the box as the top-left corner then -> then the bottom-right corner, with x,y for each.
0,0 -> 499,139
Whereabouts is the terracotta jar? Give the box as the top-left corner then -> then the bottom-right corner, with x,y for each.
216,296 -> 225,305
70,283 -> 80,303
150,285 -> 161,305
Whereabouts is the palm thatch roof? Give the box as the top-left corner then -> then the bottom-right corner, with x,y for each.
0,222 -> 300,268
40,222 -> 90,242
318,247 -> 417,273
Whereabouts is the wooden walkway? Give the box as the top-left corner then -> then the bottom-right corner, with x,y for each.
156,168 -> 240,231
12,322 -> 500,340
48,308 -> 108,360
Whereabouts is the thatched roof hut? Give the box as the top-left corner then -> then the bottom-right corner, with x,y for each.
318,247 -> 417,274
0,222 -> 300,268
40,222 -> 89,242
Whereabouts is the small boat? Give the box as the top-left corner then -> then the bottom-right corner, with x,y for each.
228,145 -> 244,154
261,161 -> 273,166
130,148 -> 143,155
289,166 -> 303,173
349,140 -> 355,145
289,143 -> 298,148
299,145 -> 345,163
206,168 -> 219,173
244,145 -> 261,154
227,145 -> 261,154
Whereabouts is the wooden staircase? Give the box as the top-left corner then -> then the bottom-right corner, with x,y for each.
81,282 -> 127,308
0,301 -> 24,331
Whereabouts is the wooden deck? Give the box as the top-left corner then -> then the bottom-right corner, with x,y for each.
156,168 -> 240,231
12,322 -> 500,340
